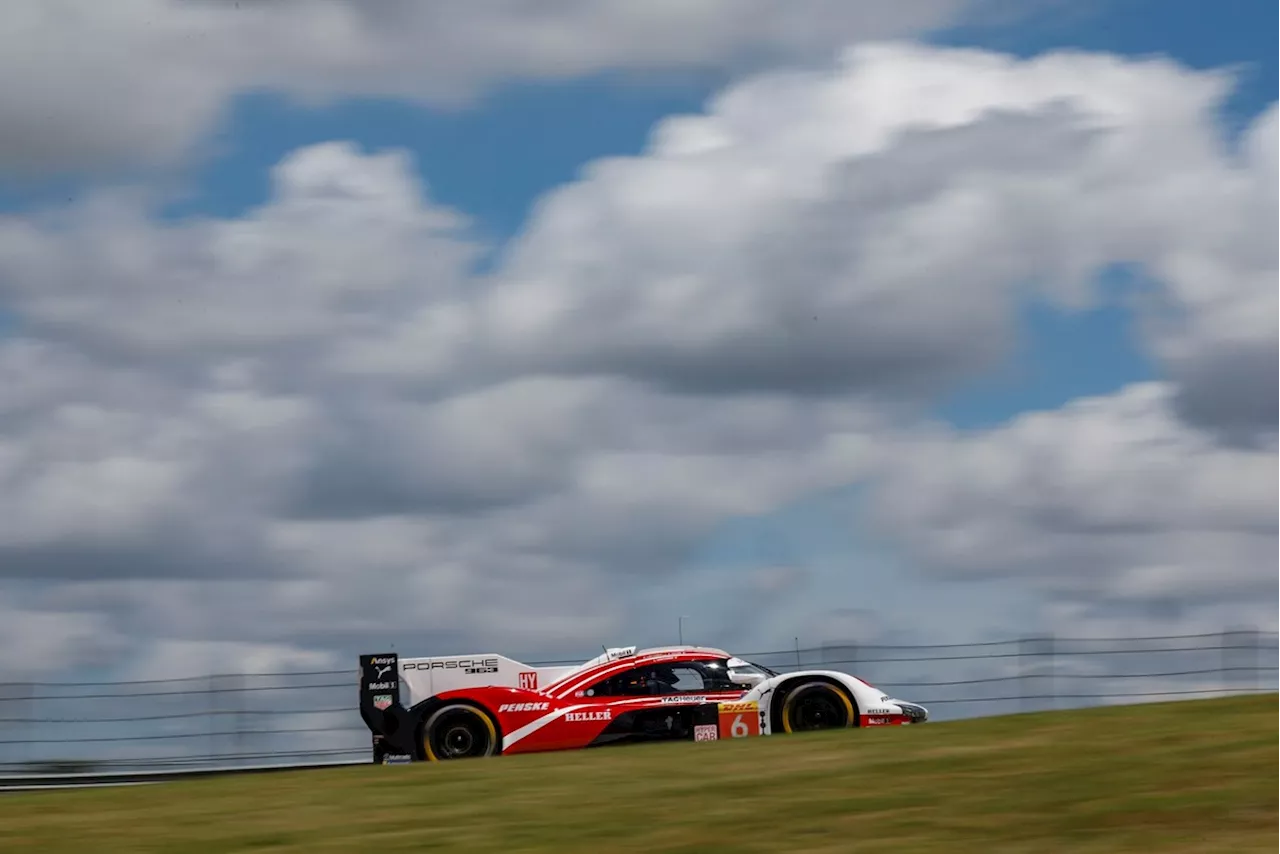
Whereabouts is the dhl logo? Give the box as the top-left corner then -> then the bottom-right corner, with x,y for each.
718,701 -> 758,713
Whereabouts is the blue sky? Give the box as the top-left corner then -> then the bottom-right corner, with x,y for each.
0,0 -> 1274,678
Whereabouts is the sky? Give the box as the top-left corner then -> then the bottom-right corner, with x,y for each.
0,0 -> 1275,686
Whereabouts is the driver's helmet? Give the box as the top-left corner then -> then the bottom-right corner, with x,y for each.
726,657 -> 760,686
622,671 -> 649,692
647,666 -> 681,692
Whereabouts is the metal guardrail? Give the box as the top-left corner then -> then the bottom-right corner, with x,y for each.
0,758 -> 368,792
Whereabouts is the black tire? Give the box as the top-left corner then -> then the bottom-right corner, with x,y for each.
421,703 -> 499,760
777,681 -> 856,733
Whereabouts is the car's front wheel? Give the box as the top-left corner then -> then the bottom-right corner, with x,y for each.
421,703 -> 499,760
778,681 -> 855,733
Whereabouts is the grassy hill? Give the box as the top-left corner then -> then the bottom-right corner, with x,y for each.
1,694 -> 1275,853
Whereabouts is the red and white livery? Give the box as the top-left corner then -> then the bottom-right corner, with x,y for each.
358,644 -> 928,762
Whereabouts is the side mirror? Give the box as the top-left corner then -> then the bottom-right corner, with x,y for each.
729,670 -> 764,688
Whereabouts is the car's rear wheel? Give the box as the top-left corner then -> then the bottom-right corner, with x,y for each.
779,681 -> 855,733
422,703 -> 498,760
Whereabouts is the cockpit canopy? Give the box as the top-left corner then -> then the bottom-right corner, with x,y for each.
583,656 -> 778,698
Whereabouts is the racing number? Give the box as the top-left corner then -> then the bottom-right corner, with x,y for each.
717,701 -> 760,738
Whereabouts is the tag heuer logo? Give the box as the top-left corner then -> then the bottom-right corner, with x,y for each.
373,694 -> 393,710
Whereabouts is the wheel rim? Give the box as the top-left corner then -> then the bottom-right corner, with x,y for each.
425,706 -> 495,759
788,689 -> 851,731
442,725 -> 474,756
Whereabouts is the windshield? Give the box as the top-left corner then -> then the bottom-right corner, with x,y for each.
727,657 -> 778,678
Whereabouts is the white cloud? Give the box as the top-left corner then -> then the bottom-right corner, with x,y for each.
868,382 -> 1277,626
0,0 -> 970,174
0,42 -> 1273,682
1137,104 -> 1278,440
463,43 -> 1275,435
0,141 -> 481,367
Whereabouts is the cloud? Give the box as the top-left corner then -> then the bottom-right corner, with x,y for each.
463,43 -> 1275,436
0,0 -> 970,175
1144,104 -> 1278,442
0,42 -> 1274,680
0,137 -> 886,672
0,142 -> 481,369
456,30 -> 1274,638
867,382 -> 1277,628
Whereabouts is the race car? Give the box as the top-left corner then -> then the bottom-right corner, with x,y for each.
357,644 -> 928,762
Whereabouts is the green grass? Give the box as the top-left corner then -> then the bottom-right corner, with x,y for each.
1,694 -> 1275,853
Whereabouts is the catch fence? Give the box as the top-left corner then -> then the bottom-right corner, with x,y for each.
1,628 -> 1274,775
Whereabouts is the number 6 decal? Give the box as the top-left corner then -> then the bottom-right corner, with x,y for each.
718,701 -> 760,738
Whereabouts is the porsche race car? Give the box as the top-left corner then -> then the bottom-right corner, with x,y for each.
358,644 -> 927,762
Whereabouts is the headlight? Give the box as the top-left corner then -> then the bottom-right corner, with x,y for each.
897,702 -> 928,723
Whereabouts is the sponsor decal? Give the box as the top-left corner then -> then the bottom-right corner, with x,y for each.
402,658 -> 500,672
373,694 -> 393,710
866,716 -> 896,726
518,671 -> 539,690
718,701 -> 758,714
867,707 -> 894,715
660,695 -> 706,704
718,701 -> 761,738
362,655 -> 399,689
565,710 -> 612,722
498,702 -> 550,713
382,754 -> 413,765
694,724 -> 719,742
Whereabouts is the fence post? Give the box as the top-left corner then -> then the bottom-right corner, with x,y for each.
233,672 -> 244,760
1225,625 -> 1261,695
1045,632 -> 1055,711
1223,627 -> 1229,694
27,681 -> 35,769
1018,636 -> 1031,714
1016,636 -> 1054,714
208,673 -> 216,764
1250,627 -> 1261,693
